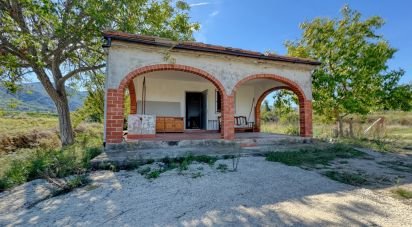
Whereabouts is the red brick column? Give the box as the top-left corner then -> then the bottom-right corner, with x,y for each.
105,89 -> 124,143
128,82 -> 137,114
255,107 -> 261,132
299,100 -> 313,137
221,94 -> 235,140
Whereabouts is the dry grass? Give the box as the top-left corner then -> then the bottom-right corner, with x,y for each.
261,122 -> 299,135
0,112 -> 103,191
262,111 -> 412,152
0,112 -> 58,136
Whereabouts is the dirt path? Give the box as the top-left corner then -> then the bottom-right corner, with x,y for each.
1,156 -> 411,226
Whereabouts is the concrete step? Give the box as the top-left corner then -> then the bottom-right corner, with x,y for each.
106,139 -> 237,151
92,146 -> 239,167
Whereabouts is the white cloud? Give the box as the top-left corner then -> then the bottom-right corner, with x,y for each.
189,2 -> 210,7
209,10 -> 219,17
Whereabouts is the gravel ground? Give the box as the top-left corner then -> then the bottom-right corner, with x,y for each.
1,156 -> 411,226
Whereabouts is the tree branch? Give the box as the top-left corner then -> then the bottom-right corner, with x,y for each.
57,63 -> 105,88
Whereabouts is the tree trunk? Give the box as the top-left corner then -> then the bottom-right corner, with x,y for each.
338,116 -> 344,137
348,118 -> 354,137
54,90 -> 74,146
55,97 -> 74,146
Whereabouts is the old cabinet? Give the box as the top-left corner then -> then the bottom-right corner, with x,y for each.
156,116 -> 184,133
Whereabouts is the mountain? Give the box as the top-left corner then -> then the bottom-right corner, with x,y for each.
0,82 -> 87,112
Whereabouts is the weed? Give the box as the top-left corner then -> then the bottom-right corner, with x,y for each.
50,175 -> 90,197
216,163 -> 228,172
191,172 -> 203,178
391,188 -> 412,199
266,144 -> 364,167
232,152 -> 241,171
146,170 -> 161,179
223,155 -> 235,160
137,155 -> 217,179
123,160 -> 141,170
138,167 -> 151,175
323,171 -> 368,186
179,159 -> 190,172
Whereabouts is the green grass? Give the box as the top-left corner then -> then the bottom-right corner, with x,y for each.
323,171 -> 368,186
266,144 -> 365,167
391,188 -> 412,199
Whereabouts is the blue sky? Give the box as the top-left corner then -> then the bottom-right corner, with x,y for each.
187,0 -> 412,84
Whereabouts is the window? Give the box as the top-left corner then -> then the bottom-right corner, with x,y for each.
215,90 -> 221,113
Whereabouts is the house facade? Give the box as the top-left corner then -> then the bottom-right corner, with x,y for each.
103,31 -> 319,144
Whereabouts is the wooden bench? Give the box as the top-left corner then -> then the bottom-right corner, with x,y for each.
218,116 -> 255,132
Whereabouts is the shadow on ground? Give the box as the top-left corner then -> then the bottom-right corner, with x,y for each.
1,156 -> 411,226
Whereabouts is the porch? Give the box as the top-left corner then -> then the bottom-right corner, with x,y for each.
125,130 -> 306,142
93,132 -> 314,167
103,32 -> 318,145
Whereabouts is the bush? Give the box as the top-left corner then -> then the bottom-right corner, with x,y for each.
0,143 -> 102,192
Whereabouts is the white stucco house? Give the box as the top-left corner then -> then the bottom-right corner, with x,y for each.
102,31 -> 319,144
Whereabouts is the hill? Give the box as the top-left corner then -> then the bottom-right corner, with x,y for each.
0,83 -> 86,112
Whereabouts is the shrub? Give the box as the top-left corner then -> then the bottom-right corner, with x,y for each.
0,145 -> 102,192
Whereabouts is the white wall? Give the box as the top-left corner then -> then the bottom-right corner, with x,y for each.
133,76 -> 220,130
131,74 -> 290,128
106,41 -> 315,99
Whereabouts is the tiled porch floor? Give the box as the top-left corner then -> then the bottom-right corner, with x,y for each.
126,130 -> 302,141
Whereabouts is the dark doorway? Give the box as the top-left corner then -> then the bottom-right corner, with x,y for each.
186,92 -> 205,129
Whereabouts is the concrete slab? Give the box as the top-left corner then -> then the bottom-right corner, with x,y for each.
93,133 -> 316,167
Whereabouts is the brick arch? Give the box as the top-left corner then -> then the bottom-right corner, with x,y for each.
118,64 -> 226,93
232,74 -> 312,137
128,81 -> 137,114
232,74 -> 307,100
105,64 -> 231,143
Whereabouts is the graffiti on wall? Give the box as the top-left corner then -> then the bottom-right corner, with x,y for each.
128,114 -> 156,134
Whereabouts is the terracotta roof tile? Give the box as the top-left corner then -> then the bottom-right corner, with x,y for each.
102,31 -> 320,66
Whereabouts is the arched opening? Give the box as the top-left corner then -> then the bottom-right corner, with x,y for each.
232,74 -> 312,138
256,87 -> 300,135
105,64 -> 229,143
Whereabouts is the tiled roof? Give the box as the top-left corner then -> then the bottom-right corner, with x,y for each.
102,31 -> 321,66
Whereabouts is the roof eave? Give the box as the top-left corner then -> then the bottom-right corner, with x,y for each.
102,32 -> 321,66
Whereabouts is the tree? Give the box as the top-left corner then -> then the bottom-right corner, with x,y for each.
378,69 -> 412,111
286,6 -> 408,136
72,72 -> 104,127
0,0 -> 199,145
272,90 -> 297,117
263,100 -> 271,112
